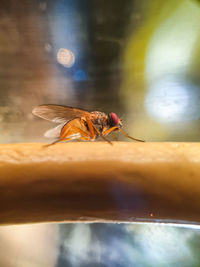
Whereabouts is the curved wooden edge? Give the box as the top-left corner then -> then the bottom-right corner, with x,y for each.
0,142 -> 200,225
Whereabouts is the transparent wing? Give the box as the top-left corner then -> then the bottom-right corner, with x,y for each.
32,104 -> 91,124
44,123 -> 65,138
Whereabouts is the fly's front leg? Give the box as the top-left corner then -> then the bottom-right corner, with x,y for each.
110,132 -> 118,141
99,132 -> 112,145
102,127 -> 145,142
102,126 -> 119,136
84,117 -> 112,144
118,128 -> 145,142
91,123 -> 113,145
84,117 -> 111,144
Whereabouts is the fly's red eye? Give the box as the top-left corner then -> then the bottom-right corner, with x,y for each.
109,112 -> 119,125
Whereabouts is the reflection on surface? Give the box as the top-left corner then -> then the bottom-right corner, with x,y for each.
58,223 -> 200,266
0,224 -> 58,267
1,223 -> 199,267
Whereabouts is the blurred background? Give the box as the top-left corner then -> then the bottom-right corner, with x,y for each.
0,0 -> 200,266
1,0 -> 200,143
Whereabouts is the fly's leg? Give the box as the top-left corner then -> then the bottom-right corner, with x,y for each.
44,132 -> 90,147
110,132 -> 118,141
96,126 -> 120,145
100,134 -> 112,145
44,123 -> 73,147
85,117 -> 96,140
85,117 -> 112,144
71,126 -> 92,140
118,128 -> 145,142
76,136 -> 91,141
102,126 -> 119,136
91,123 -> 113,145
102,126 -> 145,142
44,121 -> 90,147
60,119 -> 92,141
97,130 -> 113,145
43,138 -> 71,147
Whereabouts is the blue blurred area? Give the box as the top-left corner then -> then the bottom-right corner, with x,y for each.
73,69 -> 87,81
49,0 -> 90,79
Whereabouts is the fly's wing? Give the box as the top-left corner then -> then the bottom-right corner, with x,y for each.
44,123 -> 65,138
32,104 -> 91,124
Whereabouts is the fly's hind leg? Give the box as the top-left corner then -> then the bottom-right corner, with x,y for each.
43,137 -> 72,147
44,123 -> 74,147
44,133 -> 89,147
59,126 -> 91,143
57,125 -> 91,144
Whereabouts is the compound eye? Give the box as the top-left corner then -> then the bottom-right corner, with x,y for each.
109,112 -> 119,125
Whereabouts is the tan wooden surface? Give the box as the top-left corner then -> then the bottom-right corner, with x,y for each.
0,142 -> 200,225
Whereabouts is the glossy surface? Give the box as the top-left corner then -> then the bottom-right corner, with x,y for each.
0,142 -> 200,225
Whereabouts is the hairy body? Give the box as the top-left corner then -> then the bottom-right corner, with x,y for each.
32,105 -> 144,144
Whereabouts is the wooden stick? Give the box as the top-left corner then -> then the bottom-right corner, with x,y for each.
0,142 -> 200,225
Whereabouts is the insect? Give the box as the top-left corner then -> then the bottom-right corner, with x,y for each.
32,104 -> 144,145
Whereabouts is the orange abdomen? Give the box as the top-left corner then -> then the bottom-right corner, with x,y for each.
59,118 -> 90,140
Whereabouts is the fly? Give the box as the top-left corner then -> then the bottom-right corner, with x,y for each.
32,104 -> 144,145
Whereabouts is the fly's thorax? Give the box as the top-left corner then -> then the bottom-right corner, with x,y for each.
90,111 -> 108,129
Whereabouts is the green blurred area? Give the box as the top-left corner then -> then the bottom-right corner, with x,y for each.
122,0 -> 200,141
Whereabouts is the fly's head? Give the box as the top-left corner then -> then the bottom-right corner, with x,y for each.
108,112 -> 122,129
